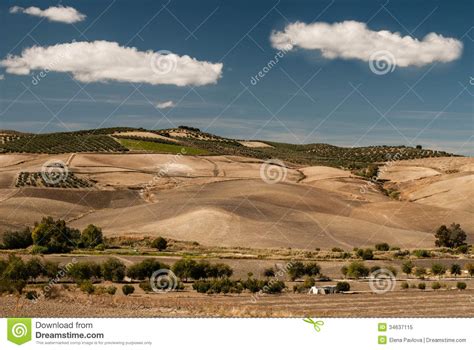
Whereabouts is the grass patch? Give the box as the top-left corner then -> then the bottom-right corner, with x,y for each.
117,138 -> 208,155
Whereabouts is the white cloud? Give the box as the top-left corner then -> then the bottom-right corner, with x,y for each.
10,5 -> 86,24
156,100 -> 175,109
270,20 -> 463,67
0,74 -> 4,80
0,41 -> 223,86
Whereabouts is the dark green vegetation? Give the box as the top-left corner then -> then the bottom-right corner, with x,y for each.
0,127 -> 457,169
16,171 -> 94,188
1,133 -> 127,153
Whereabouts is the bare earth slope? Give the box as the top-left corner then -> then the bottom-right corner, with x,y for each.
0,154 -> 472,249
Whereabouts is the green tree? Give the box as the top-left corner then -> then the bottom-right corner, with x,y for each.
304,262 -> 321,277
25,257 -> 43,281
415,267 -> 426,279
431,263 -> 447,279
171,259 -> 197,282
80,224 -> 103,248
287,261 -> 306,281
450,264 -> 461,279
341,265 -> 348,278
68,262 -> 102,282
402,260 -> 414,277
127,259 -> 168,280
456,282 -> 467,290
1,227 -> 32,249
150,237 -> 168,251
31,217 -> 80,253
435,223 -> 467,248
101,258 -> 126,282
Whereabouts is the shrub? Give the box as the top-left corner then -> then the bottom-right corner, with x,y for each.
431,282 -> 441,290
139,281 -> 153,292
375,243 -> 390,251
1,227 -> 32,249
402,260 -> 414,277
335,281 -> 350,292
393,250 -> 409,258
415,267 -> 426,278
31,217 -> 80,253
151,237 -> 168,251
401,282 -> 409,290
413,250 -> 431,258
418,283 -> 426,290
31,245 -> 49,255
456,282 -> 467,290
106,286 -> 117,295
456,245 -> 469,254
450,264 -> 462,278
341,265 -> 348,278
263,280 -> 286,294
171,259 -> 197,282
287,261 -> 305,281
305,262 -> 321,277
25,290 -> 39,300
465,263 -> 474,277
431,263 -> 447,279
127,259 -> 169,280
263,267 -> 275,278
356,248 -> 374,260
122,284 -> 135,296
331,247 -> 344,252
79,280 -> 95,294
80,224 -> 103,248
101,258 -> 126,282
346,262 -> 370,279
435,223 -> 467,248
302,277 -> 316,289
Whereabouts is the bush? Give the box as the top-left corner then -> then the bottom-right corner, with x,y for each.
456,282 -> 467,290
263,267 -> 275,277
335,281 -> 350,292
101,258 -> 126,282
1,227 -> 32,249
26,258 -> 43,280
80,224 -> 103,248
139,281 -> 153,292
79,280 -> 95,294
356,248 -> 374,260
465,263 -> 474,277
122,284 -> 135,296
450,264 -> 462,278
31,217 -> 80,253
127,259 -> 169,280
171,259 -> 197,282
402,260 -> 414,277
375,243 -> 390,251
413,250 -> 431,258
435,223 -> 467,248
456,245 -> 469,254
106,286 -> 117,295
25,290 -> 39,300
415,267 -> 426,278
346,262 -> 370,279
287,261 -> 321,281
150,237 -> 168,251
263,280 -> 286,294
418,283 -> 426,290
401,282 -> 409,290
331,247 -> 344,252
431,282 -> 441,290
431,263 -> 447,279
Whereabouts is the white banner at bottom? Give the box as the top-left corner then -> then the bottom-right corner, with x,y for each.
0,318 -> 471,349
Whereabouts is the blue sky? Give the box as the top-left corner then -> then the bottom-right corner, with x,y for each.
0,0 -> 472,155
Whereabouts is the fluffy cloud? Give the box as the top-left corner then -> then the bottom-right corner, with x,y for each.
270,20 -> 463,67
10,5 -> 86,24
0,41 -> 223,86
156,100 -> 175,109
